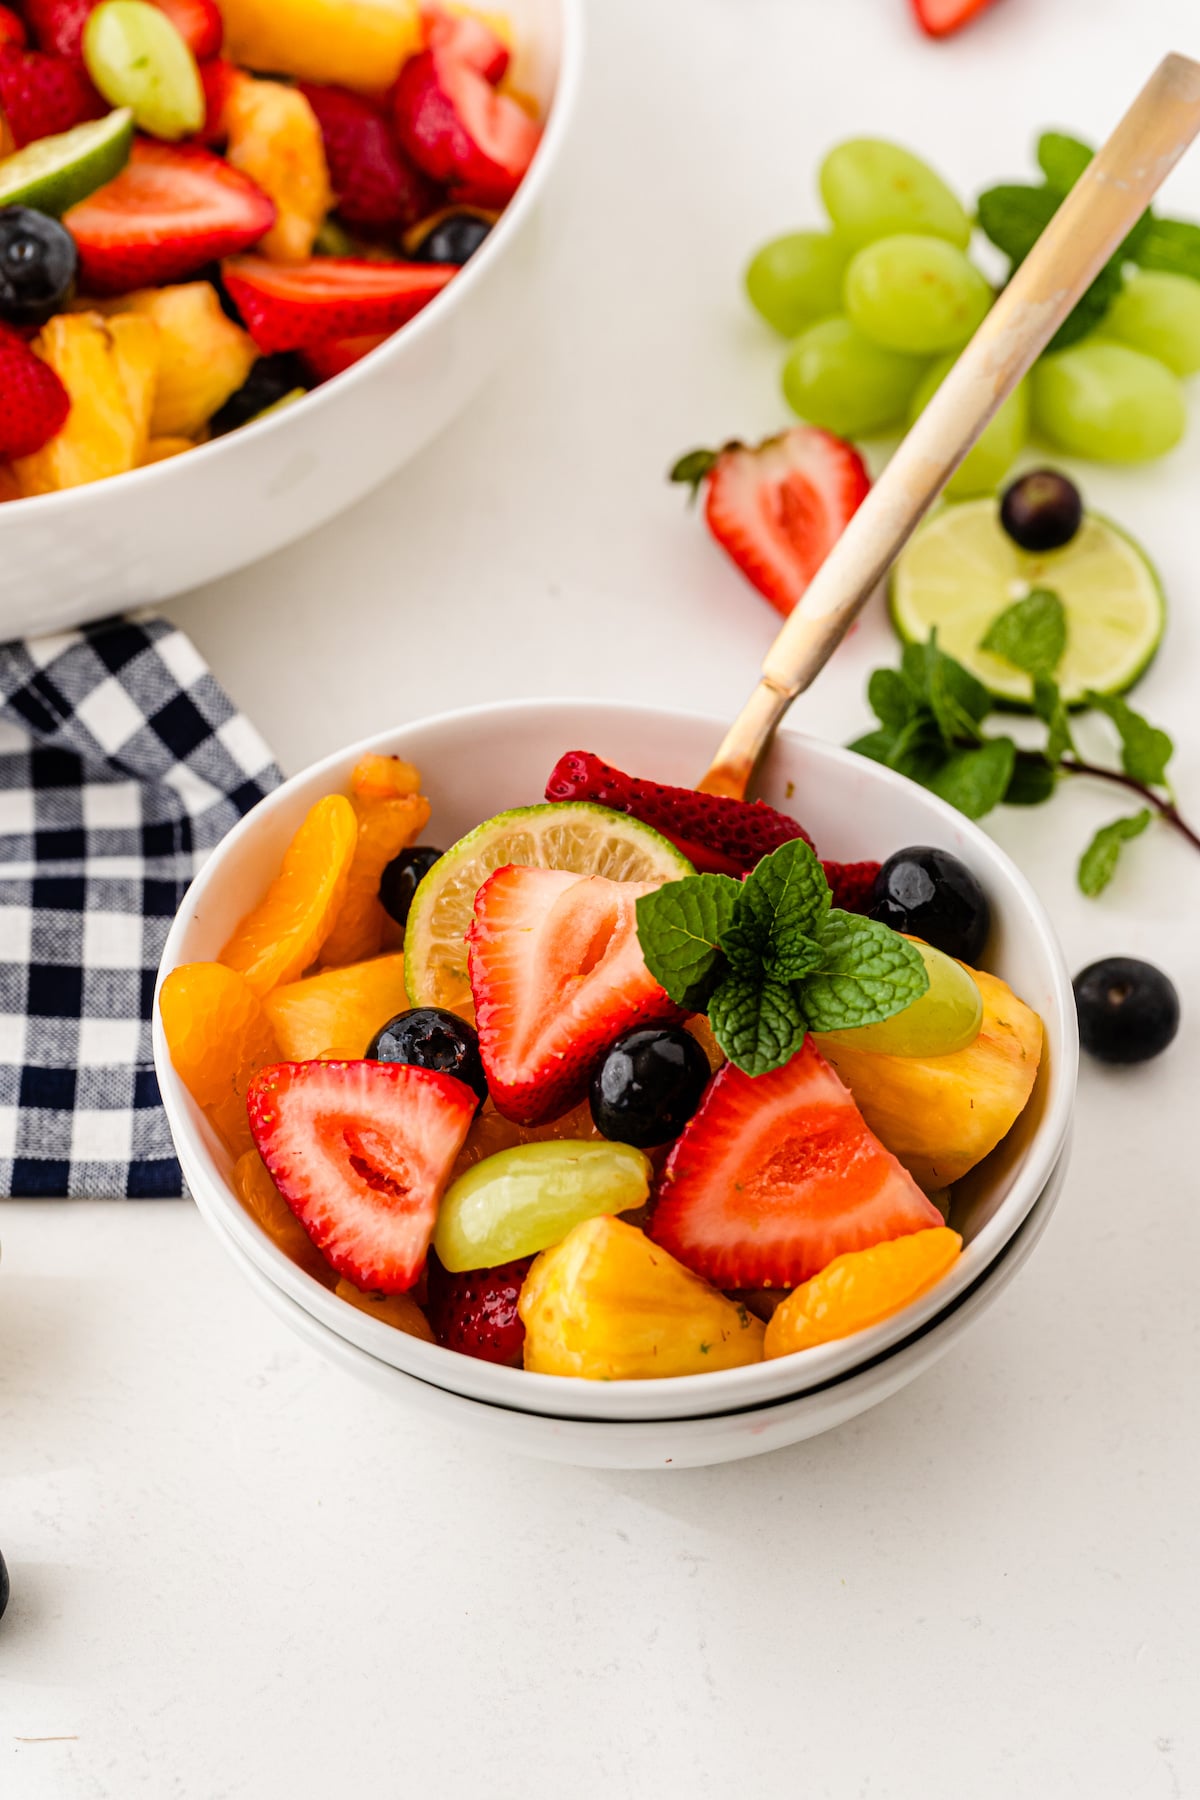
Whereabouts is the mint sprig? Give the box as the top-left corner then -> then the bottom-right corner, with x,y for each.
636,840 -> 929,1077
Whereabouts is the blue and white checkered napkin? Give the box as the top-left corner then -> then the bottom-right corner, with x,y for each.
0,616 -> 282,1198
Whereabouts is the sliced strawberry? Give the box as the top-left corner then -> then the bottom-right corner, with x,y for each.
673,426 -> 870,619
0,7 -> 27,50
650,1040 -> 942,1290
421,4 -> 509,83
221,255 -> 454,352
911,0 -> 999,36
247,1060 -> 477,1295
298,83 -> 435,228
0,44 -> 100,147
153,0 -> 222,59
426,1253 -> 530,1366
302,332 -> 388,381
545,751 -> 814,877
823,860 -> 881,915
393,47 -> 538,206
0,322 -> 71,458
64,140 -> 275,293
196,54 -> 237,144
467,866 -> 681,1127
22,0 -> 93,60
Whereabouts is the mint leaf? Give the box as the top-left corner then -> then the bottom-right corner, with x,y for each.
928,737 -> 1016,819
1085,691 -> 1173,788
635,874 -> 740,1008
977,182 -> 1059,263
902,637 -> 991,744
868,665 -> 919,730
740,837 -> 831,942
800,912 -> 929,1033
1134,216 -> 1200,282
1033,674 -> 1074,764
764,934 -> 824,984
1037,131 -> 1092,193
1005,757 -> 1057,806
1078,809 -> 1152,897
708,974 -> 807,1076
980,588 -> 1066,678
1049,260 -> 1124,352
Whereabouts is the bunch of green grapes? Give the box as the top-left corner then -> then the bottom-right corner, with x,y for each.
747,138 -> 1200,481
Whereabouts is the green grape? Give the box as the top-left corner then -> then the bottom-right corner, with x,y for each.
908,354 -> 1028,496
818,138 -> 971,249
83,0 -> 203,141
1031,341 -> 1186,463
1099,270 -> 1200,376
814,943 -> 982,1058
745,231 -> 850,337
844,235 -> 992,356
781,315 -> 926,439
433,1139 -> 651,1273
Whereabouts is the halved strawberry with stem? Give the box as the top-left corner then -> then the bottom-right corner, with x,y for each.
421,4 -> 509,83
247,1060 -> 477,1295
221,255 -> 454,352
911,0 -> 1000,37
650,1039 -> 942,1290
671,425 -> 870,619
393,47 -> 538,206
467,866 -> 681,1127
64,140 -> 275,292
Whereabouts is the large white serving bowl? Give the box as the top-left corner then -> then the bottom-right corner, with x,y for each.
0,0 -> 582,639
155,699 -> 1078,1421
209,1142 -> 1071,1470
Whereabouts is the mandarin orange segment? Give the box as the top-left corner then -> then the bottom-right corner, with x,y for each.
160,960 -> 282,1155
320,790 -> 431,966
234,1148 -> 332,1281
351,753 -> 422,801
763,1226 -> 962,1359
263,952 -> 410,1060
334,1278 -> 436,1341
220,794 -> 358,994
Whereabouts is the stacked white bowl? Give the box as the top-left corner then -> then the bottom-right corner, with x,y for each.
154,701 -> 1078,1469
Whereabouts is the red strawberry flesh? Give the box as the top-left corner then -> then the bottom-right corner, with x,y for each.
0,322 -> 70,458
221,254 -> 454,352
911,0 -> 999,36
299,83 -> 434,228
426,1254 -> 530,1366
421,3 -> 509,82
0,44 -> 101,147
393,46 -> 538,206
0,6 -> 27,49
247,1059 -> 477,1294
650,1039 -> 942,1290
823,860 -> 882,915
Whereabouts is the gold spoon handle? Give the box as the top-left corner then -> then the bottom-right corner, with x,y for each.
699,51 -> 1200,800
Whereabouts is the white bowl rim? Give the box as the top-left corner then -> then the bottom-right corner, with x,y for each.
155,696 -> 1078,1420
1,0 -> 585,519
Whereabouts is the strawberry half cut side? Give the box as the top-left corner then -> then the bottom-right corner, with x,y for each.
650,1039 -> 942,1290
421,4 -> 510,83
64,140 -> 276,293
393,47 -> 539,207
467,866 -> 681,1127
247,1060 -> 477,1294
911,0 -> 999,37
545,750 -> 814,877
221,255 -> 455,352
673,425 -> 870,619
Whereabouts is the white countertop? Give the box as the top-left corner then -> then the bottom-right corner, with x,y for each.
5,1 -> 1200,1793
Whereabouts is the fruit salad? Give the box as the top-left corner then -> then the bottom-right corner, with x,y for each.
0,0 -> 540,493
160,749 -> 1045,1379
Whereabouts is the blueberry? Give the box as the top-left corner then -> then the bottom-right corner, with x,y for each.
209,353 -> 311,435
869,846 -> 990,965
0,207 -> 76,328
1073,957 -> 1179,1064
0,1547 -> 8,1623
590,1026 -> 710,1149
367,1006 -> 488,1105
412,212 -> 492,265
999,469 -> 1083,553
379,845 -> 443,926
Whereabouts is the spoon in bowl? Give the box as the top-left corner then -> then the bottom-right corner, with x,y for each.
699,51 -> 1200,800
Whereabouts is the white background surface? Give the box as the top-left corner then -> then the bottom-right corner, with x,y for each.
5,0 -> 1200,1793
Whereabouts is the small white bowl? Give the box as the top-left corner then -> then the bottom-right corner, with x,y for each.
155,699 -> 1078,1423
208,1142 -> 1071,1469
0,0 -> 582,638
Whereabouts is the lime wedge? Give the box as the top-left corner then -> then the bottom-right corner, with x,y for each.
890,498 -> 1165,707
404,803 -> 695,1017
0,109 -> 134,216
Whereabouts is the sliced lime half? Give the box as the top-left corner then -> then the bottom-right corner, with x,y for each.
404,802 -> 695,1017
890,498 -> 1165,707
0,109 -> 134,216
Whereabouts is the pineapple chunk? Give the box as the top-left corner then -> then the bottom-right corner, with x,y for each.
224,75 -> 333,263
335,1278 -> 435,1341
519,1215 -> 766,1380
262,953 -> 409,1061
94,284 -> 257,437
819,966 -> 1044,1189
139,436 -> 196,466
222,0 -> 420,95
13,312 -> 160,496
0,463 -> 20,502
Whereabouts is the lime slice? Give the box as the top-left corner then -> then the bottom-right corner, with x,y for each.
890,498 -> 1165,707
0,109 -> 134,215
405,803 -> 695,1017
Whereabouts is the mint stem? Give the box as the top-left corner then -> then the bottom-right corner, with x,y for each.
1014,748 -> 1200,854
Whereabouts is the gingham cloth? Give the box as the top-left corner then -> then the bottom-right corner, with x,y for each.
0,616 -> 282,1198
